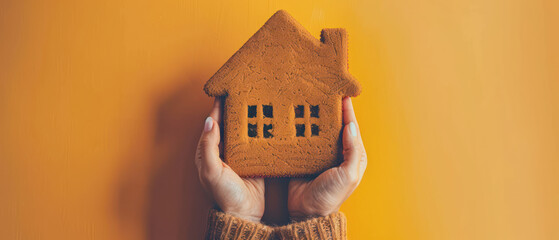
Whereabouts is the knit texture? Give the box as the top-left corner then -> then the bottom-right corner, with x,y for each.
205,210 -> 274,240
205,210 -> 347,240
275,212 -> 347,240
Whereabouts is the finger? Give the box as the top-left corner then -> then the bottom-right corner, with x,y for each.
342,96 -> 367,180
209,97 -> 224,157
342,97 -> 357,125
340,120 -> 361,184
209,97 -> 223,123
195,116 -> 223,182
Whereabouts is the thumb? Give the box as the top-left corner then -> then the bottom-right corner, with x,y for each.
340,121 -> 360,182
195,116 -> 223,182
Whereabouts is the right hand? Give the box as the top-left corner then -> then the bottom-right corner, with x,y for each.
287,97 -> 367,220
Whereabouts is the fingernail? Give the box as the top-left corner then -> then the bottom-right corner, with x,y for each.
204,117 -> 214,132
349,122 -> 357,137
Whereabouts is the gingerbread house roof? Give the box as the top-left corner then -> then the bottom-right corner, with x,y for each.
204,10 -> 361,97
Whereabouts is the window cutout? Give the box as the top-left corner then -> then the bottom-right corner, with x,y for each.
295,105 -> 304,118
248,105 -> 257,118
248,124 -> 257,137
263,124 -> 273,138
311,124 -> 320,136
296,124 -> 305,137
263,105 -> 273,118
310,105 -> 319,118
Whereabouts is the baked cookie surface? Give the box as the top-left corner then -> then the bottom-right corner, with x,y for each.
204,10 -> 361,177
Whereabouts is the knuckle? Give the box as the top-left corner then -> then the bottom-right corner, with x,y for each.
348,173 -> 359,186
198,170 -> 214,186
343,144 -> 359,155
201,165 -> 222,184
194,148 -> 204,163
198,138 -> 218,156
339,169 -> 359,186
198,137 -> 212,148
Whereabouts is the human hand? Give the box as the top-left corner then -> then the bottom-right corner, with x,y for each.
195,98 -> 265,222
287,97 -> 367,221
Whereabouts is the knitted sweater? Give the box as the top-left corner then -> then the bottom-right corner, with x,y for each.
205,209 -> 347,240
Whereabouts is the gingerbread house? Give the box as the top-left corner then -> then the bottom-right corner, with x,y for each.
204,10 -> 361,177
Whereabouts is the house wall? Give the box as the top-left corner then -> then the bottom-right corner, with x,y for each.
224,78 -> 343,176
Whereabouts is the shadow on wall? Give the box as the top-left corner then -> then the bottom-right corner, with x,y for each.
116,71 -> 214,240
145,75 -> 213,239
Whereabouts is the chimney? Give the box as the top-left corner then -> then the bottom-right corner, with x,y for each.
321,28 -> 348,69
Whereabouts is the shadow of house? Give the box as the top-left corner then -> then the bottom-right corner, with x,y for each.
115,71 -> 214,240
146,76 -> 214,239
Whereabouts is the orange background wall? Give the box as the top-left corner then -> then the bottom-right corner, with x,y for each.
1,0 -> 558,239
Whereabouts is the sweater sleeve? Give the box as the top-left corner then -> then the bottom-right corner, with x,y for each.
205,209 -> 274,240
275,212 -> 347,240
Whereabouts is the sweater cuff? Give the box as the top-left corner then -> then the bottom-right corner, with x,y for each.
275,212 -> 347,240
205,209 -> 274,240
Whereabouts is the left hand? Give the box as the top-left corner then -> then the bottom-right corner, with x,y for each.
194,98 -> 266,222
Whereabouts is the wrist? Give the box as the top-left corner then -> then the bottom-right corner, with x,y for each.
289,214 -> 320,222
289,207 -> 340,222
226,211 -> 261,223
221,207 -> 262,223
